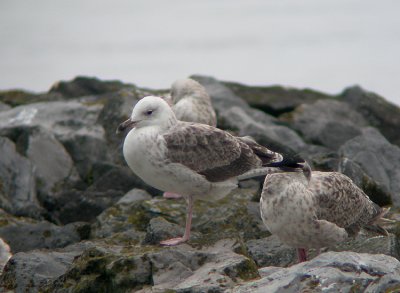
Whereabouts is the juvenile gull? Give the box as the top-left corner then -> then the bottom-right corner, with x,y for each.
167,78 -> 217,127
117,96 -> 286,246
260,162 -> 389,262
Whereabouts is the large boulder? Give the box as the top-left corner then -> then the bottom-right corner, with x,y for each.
287,99 -> 368,150
341,85 -> 400,147
234,251 -> 400,292
0,137 -> 42,218
223,80 -> 333,115
339,127 -> 400,206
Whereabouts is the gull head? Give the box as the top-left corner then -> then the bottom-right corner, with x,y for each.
170,78 -> 205,103
116,96 -> 177,133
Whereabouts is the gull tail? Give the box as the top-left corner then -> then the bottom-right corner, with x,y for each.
364,207 -> 390,236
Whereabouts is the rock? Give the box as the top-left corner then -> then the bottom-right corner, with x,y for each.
49,76 -> 135,98
332,232 -> 399,260
245,235 -> 297,267
0,238 -> 11,272
0,89 -> 63,107
341,85 -> 400,147
150,239 -> 259,292
223,80 -> 333,115
339,127 -> 400,206
48,189 -> 124,224
15,126 -> 81,198
142,217 -> 185,245
338,157 -> 392,206
288,99 -> 368,150
0,242 -> 95,293
91,189 -> 152,241
0,102 -> 10,112
0,137 -> 42,218
220,106 -> 306,153
234,251 -> 400,292
0,209 -> 89,253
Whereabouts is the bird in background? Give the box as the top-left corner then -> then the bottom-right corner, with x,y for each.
260,161 -> 389,262
117,96 -> 302,246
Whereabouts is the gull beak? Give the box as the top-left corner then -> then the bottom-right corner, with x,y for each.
116,118 -> 138,134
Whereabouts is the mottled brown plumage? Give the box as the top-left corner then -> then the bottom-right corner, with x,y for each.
260,165 -> 388,262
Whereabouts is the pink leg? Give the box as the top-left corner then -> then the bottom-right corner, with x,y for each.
163,192 -> 182,199
297,248 -> 308,262
160,195 -> 193,246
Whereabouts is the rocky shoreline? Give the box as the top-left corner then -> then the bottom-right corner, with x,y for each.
0,75 -> 399,292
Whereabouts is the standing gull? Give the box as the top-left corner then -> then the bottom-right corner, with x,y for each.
260,162 -> 389,262
117,96 -> 290,246
167,78 -> 217,127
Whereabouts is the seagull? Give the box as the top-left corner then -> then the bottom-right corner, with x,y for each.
260,162 -> 389,262
166,78 -> 217,127
117,96 -> 294,246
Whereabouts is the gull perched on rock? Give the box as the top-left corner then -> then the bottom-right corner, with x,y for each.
117,96 -> 295,246
260,162 -> 389,262
166,78 -> 217,127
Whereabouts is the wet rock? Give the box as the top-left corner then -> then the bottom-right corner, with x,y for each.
245,235 -> 297,267
0,242 -> 95,293
0,209 -> 89,253
49,76 -> 135,98
339,127 -> 400,206
288,99 -> 368,150
234,251 -> 400,292
0,137 -> 42,218
223,80 -> 333,115
341,85 -> 400,147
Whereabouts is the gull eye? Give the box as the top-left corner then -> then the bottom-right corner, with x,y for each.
146,110 -> 153,116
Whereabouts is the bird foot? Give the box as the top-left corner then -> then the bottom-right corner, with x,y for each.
159,237 -> 188,246
163,192 -> 182,199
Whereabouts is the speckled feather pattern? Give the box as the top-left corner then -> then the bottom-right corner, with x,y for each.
164,122 -> 281,182
260,171 -> 385,249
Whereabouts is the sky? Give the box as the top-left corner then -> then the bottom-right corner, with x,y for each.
1,0 -> 400,106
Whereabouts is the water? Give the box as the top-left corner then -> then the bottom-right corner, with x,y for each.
1,0 -> 400,106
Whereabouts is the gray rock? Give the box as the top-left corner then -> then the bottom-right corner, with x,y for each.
0,209 -> 89,253
338,157 -> 392,206
290,99 -> 368,150
23,127 -> 80,196
91,189 -> 153,240
0,137 -> 42,218
150,239 -> 259,292
341,85 -> 400,147
220,106 -> 306,152
49,189 -> 124,224
0,102 -> 10,112
246,235 -> 297,267
0,242 -> 95,293
49,76 -> 135,98
223,80 -> 333,115
142,217 -> 185,245
234,251 -> 400,293
339,127 -> 400,206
